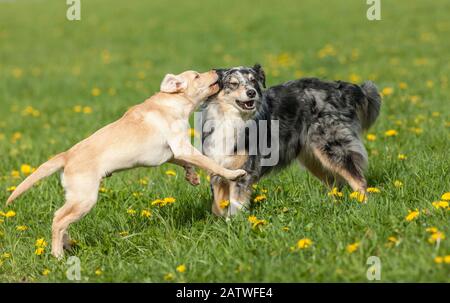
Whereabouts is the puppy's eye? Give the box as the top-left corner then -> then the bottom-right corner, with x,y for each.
195,74 -> 200,79
229,81 -> 239,88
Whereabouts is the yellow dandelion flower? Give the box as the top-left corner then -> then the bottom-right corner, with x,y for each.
282,226 -> 290,232
11,67 -> 23,78
16,225 -> 28,231
432,201 -> 449,210
441,192 -> 450,201
349,73 -> 361,83
141,209 -> 152,218
11,170 -> 20,179
252,184 -> 258,190
297,238 -> 313,249
176,264 -> 186,273
99,187 -> 108,193
164,273 -> 174,281
381,87 -> 394,96
219,200 -> 230,209
317,44 -> 336,58
426,80 -> 434,88
253,194 -> 267,203
428,232 -> 445,244
2,253 -> 11,259
91,87 -> 101,97
387,236 -> 399,246
367,187 -> 380,193
5,210 -> 16,218
119,231 -> 129,237
426,227 -> 438,234
398,154 -> 407,160
346,242 -> 360,253
384,129 -> 398,137
444,256 -> 450,264
349,191 -> 366,203
35,247 -> 45,256
126,209 -> 136,216
247,216 -> 267,229
409,127 -> 423,135
42,269 -> 51,276
11,132 -> 22,143
35,238 -> 48,248
398,82 -> 408,89
7,186 -> 16,192
164,197 -> 176,204
151,199 -> 164,206
165,170 -> 176,177
405,209 -> 419,222
95,269 -> 103,276
394,180 -> 403,188
328,187 -> 343,198
139,178 -> 148,185
366,134 -> 376,141
73,105 -> 82,113
434,256 -> 443,264
248,215 -> 258,224
83,106 -> 93,114
20,164 -> 33,175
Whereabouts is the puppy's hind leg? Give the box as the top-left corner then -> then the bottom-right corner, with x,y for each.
52,173 -> 100,258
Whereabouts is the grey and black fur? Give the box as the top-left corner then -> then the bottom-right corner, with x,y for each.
201,65 -> 381,216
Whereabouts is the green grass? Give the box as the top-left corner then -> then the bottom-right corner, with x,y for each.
0,0 -> 449,282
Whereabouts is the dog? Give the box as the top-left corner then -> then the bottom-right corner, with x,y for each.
6,69 -> 247,258
200,64 -> 381,217
200,65 -> 266,216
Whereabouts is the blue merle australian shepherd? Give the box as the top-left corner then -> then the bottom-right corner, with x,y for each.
199,64 -> 381,217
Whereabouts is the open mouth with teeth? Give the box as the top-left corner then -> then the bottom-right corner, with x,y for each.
236,99 -> 256,110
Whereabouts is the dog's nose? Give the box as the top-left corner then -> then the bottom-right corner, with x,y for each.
246,89 -> 256,98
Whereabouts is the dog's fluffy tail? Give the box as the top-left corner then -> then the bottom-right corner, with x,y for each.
359,81 -> 381,131
6,153 -> 66,205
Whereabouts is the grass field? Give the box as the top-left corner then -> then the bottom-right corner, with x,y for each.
0,0 -> 449,282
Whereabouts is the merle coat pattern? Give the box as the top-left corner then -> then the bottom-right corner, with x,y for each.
202,65 -> 381,216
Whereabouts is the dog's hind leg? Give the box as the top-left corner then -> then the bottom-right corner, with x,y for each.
210,176 -> 230,217
52,173 -> 100,258
298,153 -> 342,189
311,144 -> 368,199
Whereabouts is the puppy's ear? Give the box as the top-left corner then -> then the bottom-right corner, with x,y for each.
160,74 -> 187,93
253,64 -> 266,88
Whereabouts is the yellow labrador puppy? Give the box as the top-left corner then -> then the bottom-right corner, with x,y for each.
6,70 -> 246,258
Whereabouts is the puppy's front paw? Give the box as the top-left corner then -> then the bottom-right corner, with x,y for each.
185,172 -> 200,186
224,169 -> 247,181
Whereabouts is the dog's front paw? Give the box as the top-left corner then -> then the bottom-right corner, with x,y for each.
185,171 -> 200,186
224,169 -> 247,181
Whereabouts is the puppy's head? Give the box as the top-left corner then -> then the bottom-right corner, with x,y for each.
213,64 -> 266,115
160,70 -> 219,102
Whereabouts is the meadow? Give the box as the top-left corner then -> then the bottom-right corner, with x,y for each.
0,0 -> 449,282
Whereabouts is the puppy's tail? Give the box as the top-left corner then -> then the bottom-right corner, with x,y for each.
359,81 -> 381,131
6,153 -> 66,205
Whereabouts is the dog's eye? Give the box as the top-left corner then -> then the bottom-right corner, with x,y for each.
195,74 -> 200,79
229,81 -> 239,88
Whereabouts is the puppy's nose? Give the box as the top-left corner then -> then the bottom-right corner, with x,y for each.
246,89 -> 256,98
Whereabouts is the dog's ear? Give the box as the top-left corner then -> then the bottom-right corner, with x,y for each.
160,74 -> 187,93
253,64 -> 266,88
